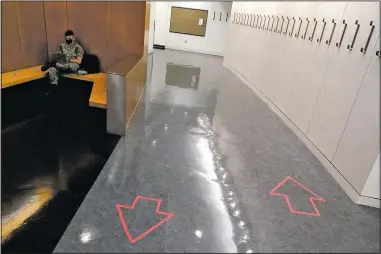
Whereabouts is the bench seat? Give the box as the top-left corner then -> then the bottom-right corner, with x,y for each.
1,66 -> 106,109
1,66 -> 47,89
63,73 -> 107,109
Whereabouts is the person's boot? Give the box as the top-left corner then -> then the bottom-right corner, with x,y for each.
41,62 -> 54,72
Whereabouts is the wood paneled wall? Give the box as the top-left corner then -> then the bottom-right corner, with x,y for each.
2,2 -> 23,73
44,1 -> 68,53
105,2 -> 146,68
2,1 -> 47,73
2,1 -> 146,73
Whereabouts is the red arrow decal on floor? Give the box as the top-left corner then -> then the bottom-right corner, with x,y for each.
270,176 -> 326,216
116,196 -> 174,243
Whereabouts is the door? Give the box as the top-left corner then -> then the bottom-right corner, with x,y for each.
332,36 -> 380,192
307,2 -> 380,160
287,2 -> 348,133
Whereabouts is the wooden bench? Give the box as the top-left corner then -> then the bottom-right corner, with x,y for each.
1,65 -> 107,109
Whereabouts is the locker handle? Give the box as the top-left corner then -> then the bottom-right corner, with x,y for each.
244,14 -> 247,26
262,15 -> 267,30
220,12 -> 222,22
284,17 -> 290,35
289,17 -> 296,37
360,21 -> 375,54
226,13 -> 229,22
295,17 -> 303,38
213,12 -> 215,20
301,18 -> 310,39
317,18 -> 327,43
347,20 -> 360,50
258,15 -> 263,29
240,13 -> 244,25
259,15 -> 264,30
254,14 -> 259,28
234,13 -> 237,24
250,14 -> 255,27
326,19 -> 337,45
248,14 -> 253,27
274,16 -> 279,33
256,14 -> 260,28
271,15 -> 275,32
262,15 -> 266,30
376,51 -> 381,57
266,15 -> 271,31
309,18 -> 317,41
279,16 -> 285,34
335,20 -> 347,47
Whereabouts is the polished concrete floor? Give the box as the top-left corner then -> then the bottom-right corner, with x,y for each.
1,78 -> 120,253
45,50 -> 381,252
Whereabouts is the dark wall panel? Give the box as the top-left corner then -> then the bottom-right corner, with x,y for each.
1,2 -> 23,72
105,2 -> 129,69
105,2 -> 146,70
67,1 -> 107,71
16,1 -> 48,68
124,2 -> 146,56
44,1 -> 67,52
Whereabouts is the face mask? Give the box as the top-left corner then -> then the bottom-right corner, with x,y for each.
66,39 -> 73,44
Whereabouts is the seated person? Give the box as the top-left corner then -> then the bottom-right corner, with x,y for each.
48,30 -> 84,85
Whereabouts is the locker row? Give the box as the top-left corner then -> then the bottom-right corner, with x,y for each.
225,2 -> 380,195
212,12 -> 229,22
231,12 -> 379,55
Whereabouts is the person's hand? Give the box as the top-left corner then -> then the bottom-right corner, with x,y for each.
70,57 -> 82,64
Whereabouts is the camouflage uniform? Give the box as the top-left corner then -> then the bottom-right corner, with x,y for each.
48,42 -> 84,85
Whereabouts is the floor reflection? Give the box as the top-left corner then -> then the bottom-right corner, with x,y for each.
144,51 -> 254,252
166,63 -> 200,90
1,78 -> 119,253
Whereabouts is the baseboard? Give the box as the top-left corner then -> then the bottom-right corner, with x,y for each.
148,49 -> 153,54
357,196 -> 381,208
153,44 -> 165,50
223,61 -> 380,209
166,46 -> 223,57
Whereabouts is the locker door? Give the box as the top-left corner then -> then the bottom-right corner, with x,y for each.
307,2 -> 380,160
242,2 -> 272,91
288,2 -> 348,133
258,2 -> 288,100
216,3 -> 232,55
231,2 -> 252,76
206,3 -> 229,55
265,2 -> 319,114
224,3 -> 243,72
264,2 -> 295,100
332,36 -> 380,193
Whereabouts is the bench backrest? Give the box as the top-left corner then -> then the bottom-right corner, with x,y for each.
80,54 -> 100,74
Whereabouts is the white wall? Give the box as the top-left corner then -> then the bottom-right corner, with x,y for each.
224,1 -> 380,207
148,2 -> 156,53
153,1 -> 232,56
361,155 -> 380,199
